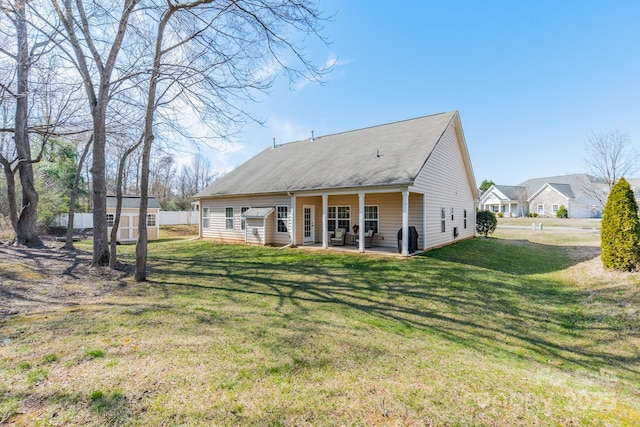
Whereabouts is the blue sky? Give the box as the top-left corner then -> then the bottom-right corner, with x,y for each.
203,0 -> 640,187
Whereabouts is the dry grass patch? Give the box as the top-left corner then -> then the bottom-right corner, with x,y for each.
498,216 -> 601,229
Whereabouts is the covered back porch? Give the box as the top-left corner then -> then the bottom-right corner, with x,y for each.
290,188 -> 425,256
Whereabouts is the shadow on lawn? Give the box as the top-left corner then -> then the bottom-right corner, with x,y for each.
144,238 -> 638,382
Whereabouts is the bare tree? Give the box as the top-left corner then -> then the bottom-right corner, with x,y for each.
52,0 -> 141,265
109,133 -> 143,269
584,130 -> 638,205
0,0 -> 44,246
512,186 -> 529,217
149,154 -> 175,207
63,133 -> 91,249
133,0 -> 330,281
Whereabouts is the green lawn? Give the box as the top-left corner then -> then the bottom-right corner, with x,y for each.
1,230 -> 639,426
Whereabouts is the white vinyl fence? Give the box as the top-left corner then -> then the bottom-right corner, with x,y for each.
54,211 -> 199,229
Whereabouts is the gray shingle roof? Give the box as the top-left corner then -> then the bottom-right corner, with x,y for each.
106,196 -> 161,209
493,185 -> 526,200
547,183 -> 575,199
518,174 -> 593,197
195,111 -> 458,197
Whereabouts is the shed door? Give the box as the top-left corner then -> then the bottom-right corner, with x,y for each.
303,205 -> 315,244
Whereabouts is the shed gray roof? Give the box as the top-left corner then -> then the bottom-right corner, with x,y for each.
106,196 -> 161,209
195,111 -> 459,197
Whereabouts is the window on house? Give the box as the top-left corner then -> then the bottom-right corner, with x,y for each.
225,207 -> 234,229
327,206 -> 351,231
537,204 -> 544,215
107,214 -> 114,228
202,207 -> 211,228
441,208 -> 446,233
241,206 -> 250,230
276,206 -> 288,233
552,204 -> 559,215
147,214 -> 156,227
364,205 -> 379,233
451,207 -> 454,221
464,209 -> 467,229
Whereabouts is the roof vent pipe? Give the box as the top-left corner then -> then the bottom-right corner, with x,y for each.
311,130 -> 315,141
272,137 -> 276,149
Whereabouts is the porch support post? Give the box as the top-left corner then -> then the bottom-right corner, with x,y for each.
290,193 -> 296,245
422,194 -> 427,250
508,202 -> 512,218
402,189 -> 409,256
322,193 -> 328,249
358,191 -> 365,253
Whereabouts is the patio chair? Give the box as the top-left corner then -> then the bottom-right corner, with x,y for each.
330,228 -> 346,246
356,229 -> 375,248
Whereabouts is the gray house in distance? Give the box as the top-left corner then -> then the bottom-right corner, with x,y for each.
520,174 -> 605,218
480,173 -> 607,218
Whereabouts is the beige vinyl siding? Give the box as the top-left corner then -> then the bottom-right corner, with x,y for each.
413,123 -> 477,250
363,193 -> 403,249
200,194 -> 291,245
245,218 -> 268,245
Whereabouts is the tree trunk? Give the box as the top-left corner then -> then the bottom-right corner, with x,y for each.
64,135 -> 92,250
14,0 -> 42,247
110,134 -> 143,269
1,161 -> 18,241
135,7 -> 174,282
90,108 -> 109,265
134,131 -> 153,281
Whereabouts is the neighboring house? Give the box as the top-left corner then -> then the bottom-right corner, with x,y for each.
106,196 -> 161,243
527,183 -> 574,217
519,173 -> 606,218
194,111 -> 477,255
478,185 -> 528,217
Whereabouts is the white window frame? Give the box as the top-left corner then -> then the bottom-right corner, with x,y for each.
202,207 -> 211,228
537,204 -> 544,215
364,205 -> 379,233
440,208 -> 446,233
241,206 -> 250,230
451,207 -> 454,221
327,206 -> 351,232
107,213 -> 114,228
463,209 -> 467,229
276,206 -> 289,233
147,213 -> 156,227
552,204 -> 559,215
225,207 -> 234,230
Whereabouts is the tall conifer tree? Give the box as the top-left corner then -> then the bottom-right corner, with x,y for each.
601,178 -> 640,271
